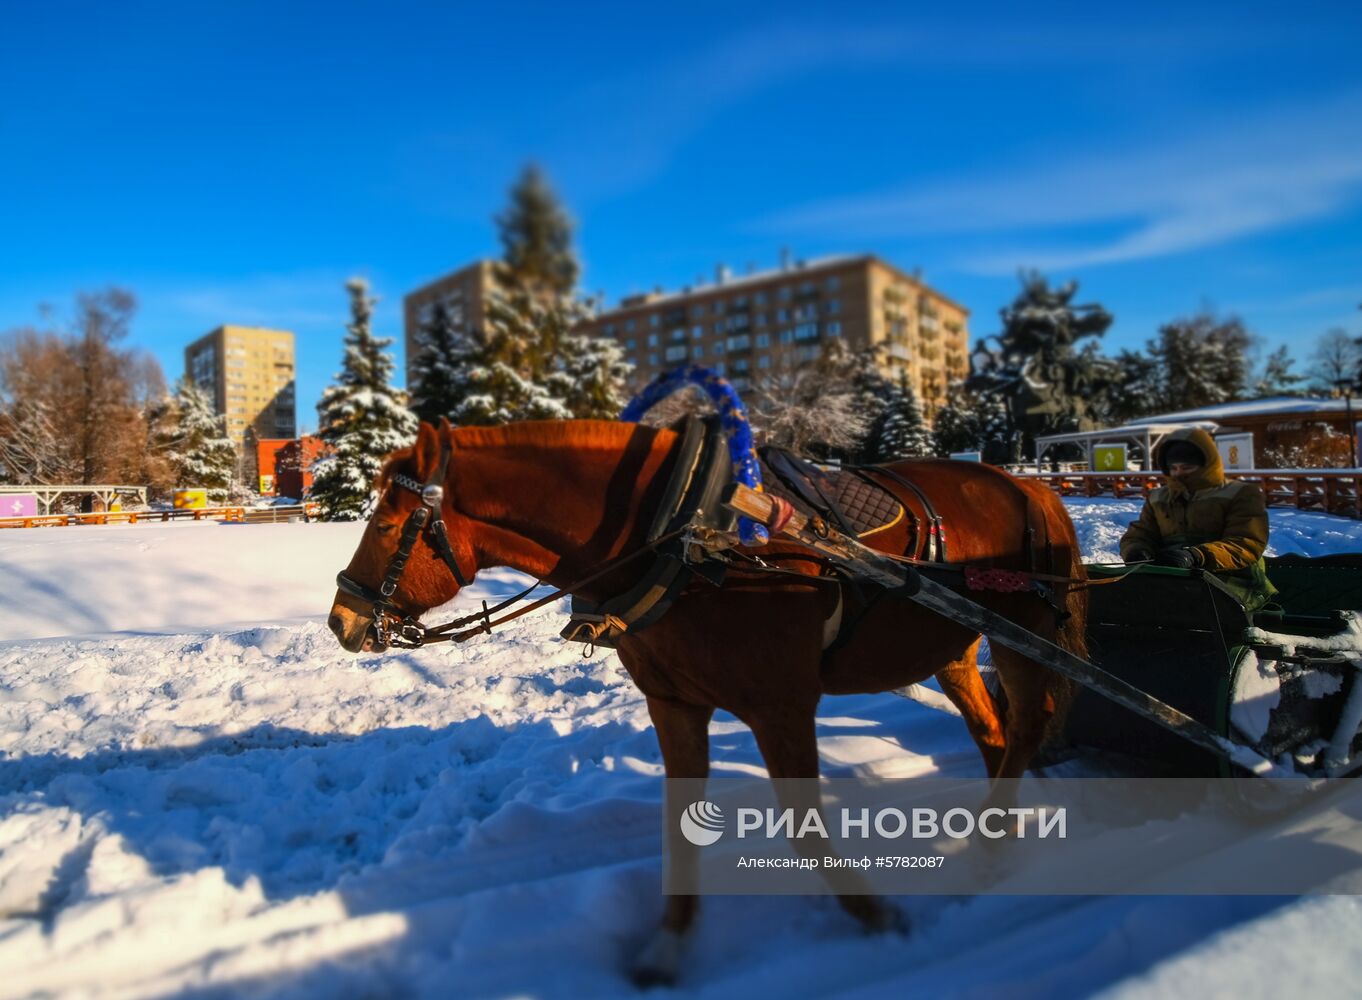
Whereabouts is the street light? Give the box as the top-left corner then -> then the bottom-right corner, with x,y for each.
1335,377 -> 1358,469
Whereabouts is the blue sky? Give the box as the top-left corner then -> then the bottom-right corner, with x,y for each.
3,2 -> 1361,431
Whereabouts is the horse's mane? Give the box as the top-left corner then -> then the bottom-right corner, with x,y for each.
376,420 -> 671,490
450,420 -> 656,453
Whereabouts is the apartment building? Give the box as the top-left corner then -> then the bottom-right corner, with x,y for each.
577,254 -> 970,416
184,325 -> 297,448
401,260 -> 498,391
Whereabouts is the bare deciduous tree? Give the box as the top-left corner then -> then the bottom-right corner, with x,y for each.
1308,328 -> 1362,391
747,343 -> 872,457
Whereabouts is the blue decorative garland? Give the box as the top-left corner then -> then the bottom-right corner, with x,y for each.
620,365 -> 768,544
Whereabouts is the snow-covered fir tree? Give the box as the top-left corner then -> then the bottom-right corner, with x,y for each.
167,377 -> 236,500
496,163 -> 579,296
549,321 -> 632,420
869,373 -> 934,461
449,165 -> 629,425
932,381 -> 1013,462
311,278 -> 418,521
409,300 -> 475,425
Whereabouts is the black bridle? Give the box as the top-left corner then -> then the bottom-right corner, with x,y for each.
332,430 -> 733,652
335,439 -> 476,648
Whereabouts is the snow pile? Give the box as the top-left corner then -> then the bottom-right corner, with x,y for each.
2,500 -> 1362,996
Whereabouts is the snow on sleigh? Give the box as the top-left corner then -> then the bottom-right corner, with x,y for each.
1051,555 -> 1362,778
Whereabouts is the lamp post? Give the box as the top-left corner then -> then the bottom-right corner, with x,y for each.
1336,378 -> 1358,468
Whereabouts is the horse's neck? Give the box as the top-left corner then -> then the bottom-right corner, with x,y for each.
450,421 -> 679,586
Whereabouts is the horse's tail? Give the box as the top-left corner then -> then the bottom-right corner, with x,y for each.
1032,483 -> 1088,742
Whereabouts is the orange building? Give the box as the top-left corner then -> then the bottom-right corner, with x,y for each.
252,435 -> 327,499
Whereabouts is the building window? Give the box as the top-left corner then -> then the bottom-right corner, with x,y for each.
604,324 -> 616,337
670,328 -> 686,342
712,341 -> 726,355
755,312 -> 767,327
825,299 -> 840,315
827,276 -> 840,291
756,333 -> 770,348
755,291 -> 768,306
647,333 -> 659,348
648,352 -> 659,366
625,338 -> 636,350
649,314 -> 660,327
713,362 -> 726,376
713,301 -> 725,315
692,344 -> 704,359
779,330 -> 794,345
665,345 -> 688,362
624,319 -> 636,333
779,286 -> 792,301
827,321 -> 842,337
726,334 -> 751,351
793,323 -> 819,342
758,354 -> 772,369
776,308 -> 789,323
691,325 -> 704,339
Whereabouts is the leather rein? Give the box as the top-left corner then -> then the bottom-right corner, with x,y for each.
334,437 -> 692,650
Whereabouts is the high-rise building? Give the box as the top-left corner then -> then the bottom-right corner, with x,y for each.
184,325 -> 297,447
402,260 -> 497,392
578,254 -> 970,416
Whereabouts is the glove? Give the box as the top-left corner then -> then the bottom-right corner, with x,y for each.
1123,548 -> 1154,564
1156,546 -> 1203,569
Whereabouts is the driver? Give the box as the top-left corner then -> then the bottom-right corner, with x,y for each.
1119,427 -> 1276,610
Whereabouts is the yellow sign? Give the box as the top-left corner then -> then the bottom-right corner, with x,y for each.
1092,444 -> 1127,472
174,489 -> 208,509
259,475 -> 275,494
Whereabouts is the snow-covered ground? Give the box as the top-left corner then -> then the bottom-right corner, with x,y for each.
2,502 -> 1362,998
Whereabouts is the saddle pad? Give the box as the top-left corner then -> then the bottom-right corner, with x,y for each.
758,449 -> 904,538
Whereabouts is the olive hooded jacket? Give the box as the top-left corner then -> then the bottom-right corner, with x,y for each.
1119,427 -> 1274,606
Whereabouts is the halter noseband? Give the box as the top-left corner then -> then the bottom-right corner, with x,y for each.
335,439 -> 471,647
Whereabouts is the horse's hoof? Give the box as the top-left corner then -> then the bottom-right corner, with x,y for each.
632,928 -> 684,989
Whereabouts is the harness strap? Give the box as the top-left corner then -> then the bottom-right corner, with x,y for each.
848,464 -> 947,562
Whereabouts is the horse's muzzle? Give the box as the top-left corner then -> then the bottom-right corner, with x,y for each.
328,595 -> 381,654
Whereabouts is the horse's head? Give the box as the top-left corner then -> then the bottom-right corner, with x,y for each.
328,419 -> 477,653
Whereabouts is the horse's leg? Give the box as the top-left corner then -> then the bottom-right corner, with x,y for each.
988,643 -> 1056,789
633,696 -> 714,988
747,706 -> 903,934
933,637 -> 1007,778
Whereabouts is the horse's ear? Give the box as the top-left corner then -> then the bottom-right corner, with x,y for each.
412,421 -> 441,479
438,416 -> 454,439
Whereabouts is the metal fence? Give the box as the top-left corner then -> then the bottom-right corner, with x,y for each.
1015,470 -> 1362,519
0,503 -> 320,529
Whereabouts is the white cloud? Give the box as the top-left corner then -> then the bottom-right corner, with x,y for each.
761,92 -> 1362,273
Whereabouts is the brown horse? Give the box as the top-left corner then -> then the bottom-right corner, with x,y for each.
328,418 -> 1088,984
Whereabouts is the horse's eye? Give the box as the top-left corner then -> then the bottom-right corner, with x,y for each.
375,521 -> 397,536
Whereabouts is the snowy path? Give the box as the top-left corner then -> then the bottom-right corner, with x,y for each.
2,504 -> 1362,997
